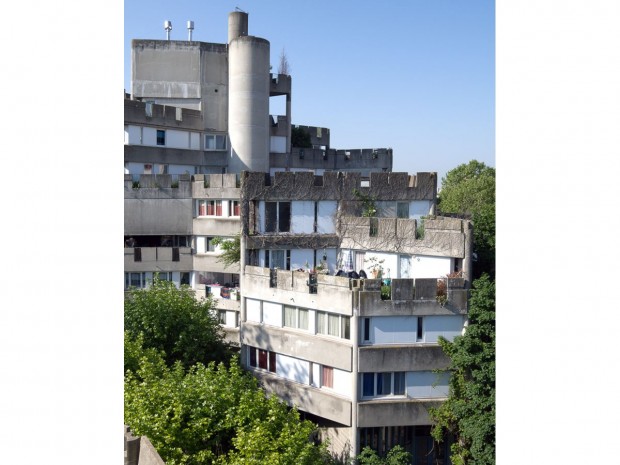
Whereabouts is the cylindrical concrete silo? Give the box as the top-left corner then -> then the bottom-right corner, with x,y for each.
228,11 -> 248,43
228,35 -> 270,173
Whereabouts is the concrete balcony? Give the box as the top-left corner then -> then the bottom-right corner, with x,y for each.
357,399 -> 442,428
124,247 -> 192,271
253,370 -> 352,426
193,253 -> 240,274
192,217 -> 241,236
358,345 -> 450,373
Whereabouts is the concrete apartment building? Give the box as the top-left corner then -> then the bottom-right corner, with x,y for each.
125,10 -> 472,464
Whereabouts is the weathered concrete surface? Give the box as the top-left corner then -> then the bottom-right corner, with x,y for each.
357,400 -> 442,428
358,345 -> 450,372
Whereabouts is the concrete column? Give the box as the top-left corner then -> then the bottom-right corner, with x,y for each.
350,296 -> 360,458
463,220 -> 474,289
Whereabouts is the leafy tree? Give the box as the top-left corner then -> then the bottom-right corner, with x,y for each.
291,126 -> 312,148
356,445 -> 412,465
438,160 -> 495,278
124,277 -> 233,369
429,274 -> 495,465
211,234 -> 241,268
124,351 -> 329,465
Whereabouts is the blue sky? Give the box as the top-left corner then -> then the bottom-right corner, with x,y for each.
124,0 -> 495,185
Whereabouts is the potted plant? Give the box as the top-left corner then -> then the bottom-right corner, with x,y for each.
365,256 -> 385,279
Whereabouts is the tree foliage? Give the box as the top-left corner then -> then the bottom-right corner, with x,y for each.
429,274 -> 495,465
278,47 -> 291,75
124,346 -> 330,465
124,277 -> 233,369
438,160 -> 495,278
291,126 -> 312,148
211,235 -> 241,269
356,445 -> 412,465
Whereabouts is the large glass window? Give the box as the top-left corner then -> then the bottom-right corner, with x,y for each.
317,312 -> 350,340
284,306 -> 309,330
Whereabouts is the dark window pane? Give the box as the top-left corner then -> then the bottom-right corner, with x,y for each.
279,202 -> 291,232
268,351 -> 276,372
377,373 -> 391,395
362,373 -> 374,397
249,348 -> 257,367
265,202 -> 278,232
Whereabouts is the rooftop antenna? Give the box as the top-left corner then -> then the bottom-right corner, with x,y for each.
235,6 -> 246,12
164,20 -> 172,40
187,20 -> 194,41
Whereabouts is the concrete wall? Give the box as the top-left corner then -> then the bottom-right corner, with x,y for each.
254,371 -> 352,425
124,426 -> 165,465
357,400 -> 441,428
358,345 -> 450,373
124,247 -> 193,272
242,321 -> 352,371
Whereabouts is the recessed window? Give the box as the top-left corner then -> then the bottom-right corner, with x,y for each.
205,134 -> 227,150
417,316 -> 424,341
265,201 -> 291,233
284,306 -> 309,330
322,366 -> 333,388
317,312 -> 350,340
361,372 -> 407,398
397,202 -> 409,219
248,346 -> 277,373
156,130 -> 166,146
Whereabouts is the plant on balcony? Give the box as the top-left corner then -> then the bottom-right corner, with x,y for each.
365,256 -> 385,279
436,270 -> 464,306
353,188 -> 377,217
380,285 -> 391,300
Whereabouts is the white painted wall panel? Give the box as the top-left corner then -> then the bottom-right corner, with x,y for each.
410,256 -> 452,280
224,311 -> 236,328
317,201 -> 337,233
258,201 -> 266,233
270,136 -> 287,153
332,368 -> 352,398
246,298 -> 261,323
276,354 -> 310,384
190,132 -> 200,150
291,201 -> 315,233
406,371 -> 450,398
142,127 -> 157,146
372,316 -> 417,344
291,249 -> 314,270
410,200 -> 432,219
262,301 -> 283,327
424,315 -> 465,343
361,252 -> 398,279
311,363 -> 320,388
126,125 -> 142,145
196,236 -> 206,254
166,129 -> 189,148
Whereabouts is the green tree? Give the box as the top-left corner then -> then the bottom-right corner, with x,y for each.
356,445 -> 412,465
429,275 -> 495,465
291,126 -> 312,148
211,234 -> 241,268
124,276 -> 233,369
438,160 -> 495,278
124,350 -> 329,465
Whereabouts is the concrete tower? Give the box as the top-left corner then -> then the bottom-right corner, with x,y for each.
228,12 -> 270,174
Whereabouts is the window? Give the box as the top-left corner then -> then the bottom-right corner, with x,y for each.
361,372 -> 407,398
125,272 -> 146,289
248,346 -> 277,373
205,134 -> 227,150
180,272 -> 190,286
322,366 -> 333,388
206,237 -> 216,252
218,310 -> 227,325
317,312 -> 350,340
230,200 -> 240,217
397,202 -> 409,219
417,316 -> 423,341
265,249 -> 290,270
265,201 -> 291,233
155,272 -> 172,281
156,130 -> 165,146
197,200 -> 223,217
284,306 -> 309,330
363,318 -> 371,342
